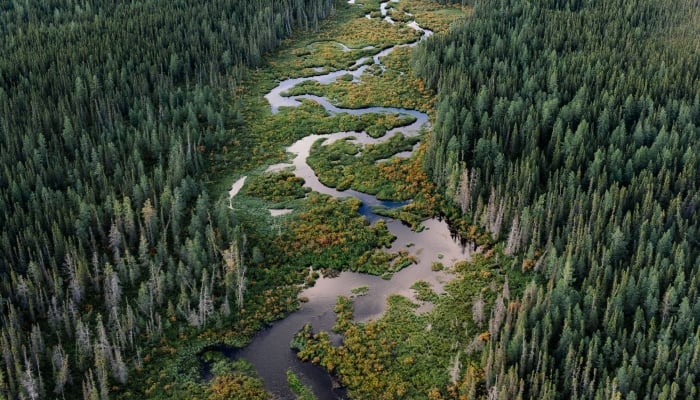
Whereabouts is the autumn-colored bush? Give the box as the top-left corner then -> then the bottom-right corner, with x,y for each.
207,373 -> 268,400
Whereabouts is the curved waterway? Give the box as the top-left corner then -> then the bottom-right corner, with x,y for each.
223,2 -> 469,399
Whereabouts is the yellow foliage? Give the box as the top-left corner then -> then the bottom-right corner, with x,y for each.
508,301 -> 521,313
207,373 -> 268,400
521,258 -> 535,271
427,387 -> 443,400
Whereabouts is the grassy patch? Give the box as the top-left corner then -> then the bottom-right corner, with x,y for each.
243,170 -> 310,203
371,204 -> 426,230
306,133 -> 421,195
396,0 -> 472,32
286,369 -> 317,400
278,193 -> 397,271
351,285 -> 370,296
316,8 -> 421,48
354,248 -> 418,275
410,280 -> 439,302
282,46 -> 435,112
293,251 -> 527,399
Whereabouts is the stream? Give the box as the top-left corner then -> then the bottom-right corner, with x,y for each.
223,2 -> 470,399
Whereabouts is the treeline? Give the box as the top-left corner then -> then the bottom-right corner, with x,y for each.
0,0 -> 334,398
413,0 -> 700,398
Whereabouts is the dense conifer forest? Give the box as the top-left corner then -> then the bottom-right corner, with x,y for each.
0,0 -> 334,398
2,0 -> 700,398
411,0 -> 700,397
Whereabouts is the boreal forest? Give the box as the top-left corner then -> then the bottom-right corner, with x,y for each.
1,0 -> 699,399
0,0 -> 335,398
412,0 -> 700,397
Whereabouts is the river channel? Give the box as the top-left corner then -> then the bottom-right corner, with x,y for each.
223,2 -> 471,399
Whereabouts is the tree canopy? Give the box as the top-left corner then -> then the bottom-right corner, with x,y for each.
0,0 -> 335,398
412,0 -> 700,397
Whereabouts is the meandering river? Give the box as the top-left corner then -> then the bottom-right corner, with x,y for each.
224,2 -> 471,399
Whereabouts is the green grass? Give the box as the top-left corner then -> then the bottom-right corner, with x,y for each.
286,369 -> 317,400
281,46 -> 435,112
410,280 -> 439,302
306,133 -> 423,199
243,170 -> 310,203
351,285 -> 370,296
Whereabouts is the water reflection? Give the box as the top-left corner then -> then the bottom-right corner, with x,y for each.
212,3 -> 460,399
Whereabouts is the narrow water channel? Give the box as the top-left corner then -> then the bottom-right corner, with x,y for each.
222,2 -> 470,399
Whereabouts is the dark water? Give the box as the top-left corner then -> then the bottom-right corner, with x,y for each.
206,215 -> 472,399
358,199 -> 408,224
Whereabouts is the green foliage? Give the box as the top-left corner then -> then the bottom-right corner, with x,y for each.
205,356 -> 259,382
354,248 -> 418,275
282,47 -> 435,111
351,285 -> 370,296
410,280 -> 439,302
307,134 -> 421,197
244,171 -> 310,203
0,0 -> 336,398
286,369 -> 317,400
232,98 -> 420,174
0,0 -> 480,398
280,193 -> 398,272
414,0 -> 700,397
295,253 -> 515,400
207,372 -> 269,400
372,205 -> 427,231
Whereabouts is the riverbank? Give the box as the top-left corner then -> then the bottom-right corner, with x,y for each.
122,1 -> 474,398
220,2 -> 474,397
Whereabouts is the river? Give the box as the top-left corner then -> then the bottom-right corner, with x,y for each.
222,2 -> 471,399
